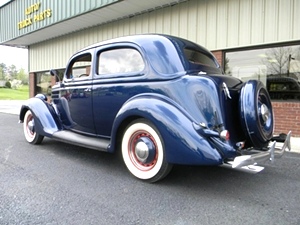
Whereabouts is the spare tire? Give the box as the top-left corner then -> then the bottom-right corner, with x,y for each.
239,80 -> 274,148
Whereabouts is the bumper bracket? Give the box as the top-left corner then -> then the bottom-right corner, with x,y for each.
223,131 -> 292,173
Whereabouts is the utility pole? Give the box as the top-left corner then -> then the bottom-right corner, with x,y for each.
287,54 -> 295,77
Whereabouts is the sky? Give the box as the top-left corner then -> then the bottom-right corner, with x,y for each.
0,46 -> 28,71
0,0 -> 9,7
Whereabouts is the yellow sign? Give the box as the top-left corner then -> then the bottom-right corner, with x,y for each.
18,2 -> 52,30
25,2 -> 41,15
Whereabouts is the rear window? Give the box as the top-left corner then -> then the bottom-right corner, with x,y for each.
183,48 -> 222,74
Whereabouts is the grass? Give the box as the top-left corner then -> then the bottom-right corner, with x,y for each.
0,85 -> 29,100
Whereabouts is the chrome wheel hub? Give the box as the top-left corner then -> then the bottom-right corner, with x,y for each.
135,141 -> 149,163
134,137 -> 156,164
260,103 -> 270,124
28,119 -> 35,133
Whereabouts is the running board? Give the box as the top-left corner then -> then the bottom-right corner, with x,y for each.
52,130 -> 110,151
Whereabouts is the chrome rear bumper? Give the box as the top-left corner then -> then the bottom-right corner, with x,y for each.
223,131 -> 292,173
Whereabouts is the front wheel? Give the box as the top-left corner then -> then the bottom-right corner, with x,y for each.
121,119 -> 172,183
23,110 -> 44,144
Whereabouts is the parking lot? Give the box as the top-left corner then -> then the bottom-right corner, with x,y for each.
0,102 -> 300,224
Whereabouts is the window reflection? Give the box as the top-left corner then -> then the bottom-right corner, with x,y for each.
36,69 -> 65,96
66,53 -> 92,79
225,45 -> 300,101
36,72 -> 52,96
98,48 -> 144,75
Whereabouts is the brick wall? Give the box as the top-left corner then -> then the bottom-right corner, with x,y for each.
51,75 -> 56,87
211,50 -> 223,67
29,72 -> 35,98
272,102 -> 300,137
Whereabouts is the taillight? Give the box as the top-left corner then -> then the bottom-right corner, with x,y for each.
220,130 -> 230,141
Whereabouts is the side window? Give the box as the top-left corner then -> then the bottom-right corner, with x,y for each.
66,53 -> 92,79
98,48 -> 144,75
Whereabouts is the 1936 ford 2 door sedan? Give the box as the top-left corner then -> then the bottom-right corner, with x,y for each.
19,34 -> 291,182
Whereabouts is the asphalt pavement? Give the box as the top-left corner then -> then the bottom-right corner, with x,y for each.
0,112 -> 300,224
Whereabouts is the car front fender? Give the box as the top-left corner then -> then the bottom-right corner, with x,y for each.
110,94 -> 223,166
19,97 -> 61,137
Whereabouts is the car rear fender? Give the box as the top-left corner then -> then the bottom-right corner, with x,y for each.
110,94 -> 223,166
19,97 -> 61,137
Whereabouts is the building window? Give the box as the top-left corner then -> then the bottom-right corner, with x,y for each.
36,72 -> 52,96
36,69 -> 65,96
225,45 -> 300,101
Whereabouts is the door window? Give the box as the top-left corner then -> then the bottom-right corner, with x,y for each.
66,53 -> 92,79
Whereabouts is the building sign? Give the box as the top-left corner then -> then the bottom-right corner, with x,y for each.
18,2 -> 52,30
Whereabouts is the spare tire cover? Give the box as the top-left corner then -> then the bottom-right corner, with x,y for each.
239,80 -> 274,148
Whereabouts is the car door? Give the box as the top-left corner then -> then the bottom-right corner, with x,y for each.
92,44 -> 146,137
61,50 -> 95,135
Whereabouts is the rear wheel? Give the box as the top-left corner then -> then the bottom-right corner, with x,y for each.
23,110 -> 44,144
121,119 -> 172,183
240,80 -> 273,148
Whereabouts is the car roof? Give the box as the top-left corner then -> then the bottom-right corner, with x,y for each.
80,34 -> 181,51
76,34 -> 187,76
74,34 -> 220,76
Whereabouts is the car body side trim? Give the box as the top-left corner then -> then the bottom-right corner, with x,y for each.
52,130 -> 110,151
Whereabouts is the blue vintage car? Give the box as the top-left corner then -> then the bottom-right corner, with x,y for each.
19,34 -> 291,182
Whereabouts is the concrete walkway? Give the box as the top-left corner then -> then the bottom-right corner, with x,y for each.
0,100 -> 25,115
0,100 -> 299,152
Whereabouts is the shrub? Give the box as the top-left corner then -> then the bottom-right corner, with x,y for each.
5,81 -> 11,88
10,79 -> 23,89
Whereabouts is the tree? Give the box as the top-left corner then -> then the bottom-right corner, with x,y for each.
17,68 -> 29,84
0,67 -> 4,80
224,57 -> 232,75
261,47 -> 292,75
7,64 -> 18,80
0,63 -> 7,80
0,62 -> 29,88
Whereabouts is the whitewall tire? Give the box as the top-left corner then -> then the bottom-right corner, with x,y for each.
121,119 -> 172,182
23,110 -> 44,144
